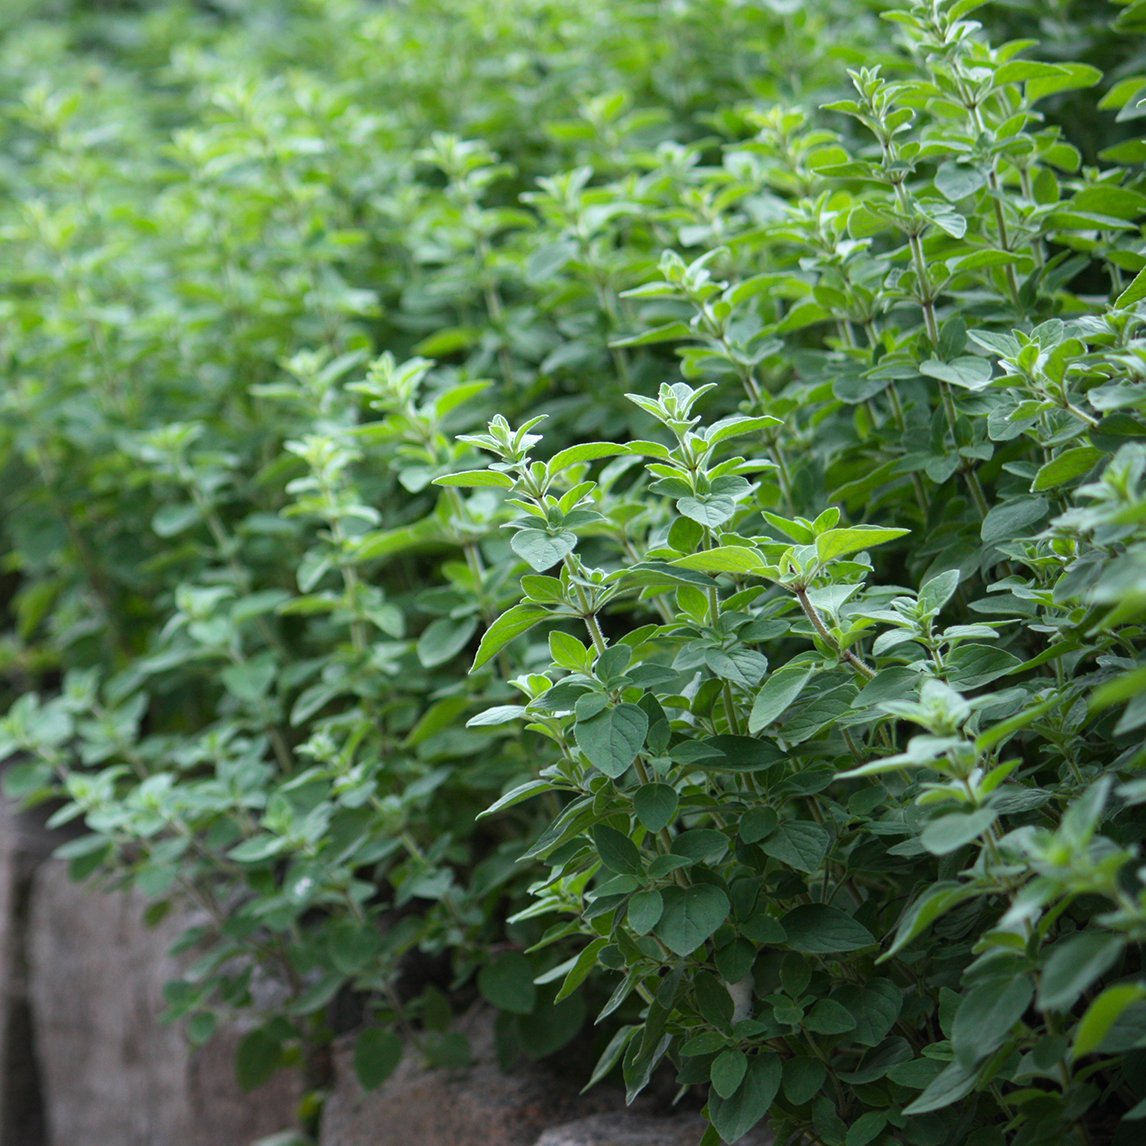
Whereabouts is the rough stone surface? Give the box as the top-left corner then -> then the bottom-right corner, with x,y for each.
0,796 -> 57,1146
534,1110 -> 773,1146
320,1010 -> 621,1146
26,859 -> 299,1146
532,1111 -> 711,1146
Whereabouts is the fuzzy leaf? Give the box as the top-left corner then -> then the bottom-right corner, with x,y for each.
655,884 -> 730,955
1038,933 -> 1125,1013
781,906 -> 874,953
575,704 -> 648,778
510,528 -> 578,571
815,527 -> 909,562
748,664 -> 816,732
708,1055 -> 781,1144
472,604 -> 551,669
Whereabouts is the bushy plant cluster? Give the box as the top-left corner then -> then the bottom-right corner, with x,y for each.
2,0 -> 1145,1142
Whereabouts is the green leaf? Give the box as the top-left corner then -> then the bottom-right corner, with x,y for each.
477,779 -> 553,820
880,882 -> 984,961
783,1056 -> 826,1105
592,823 -> 644,876
478,952 -> 537,1015
711,1049 -> 749,1099
815,527 -> 909,563
575,704 -> 648,778
511,528 -> 578,571
935,162 -> 987,202
434,469 -> 514,489
221,656 -> 276,703
329,918 -> 383,975
554,937 -> 609,1003
1038,933 -> 1125,1013
748,664 -> 815,732
678,495 -> 738,528
611,320 -> 694,347
832,981 -> 903,1047
466,704 -> 528,728
845,1113 -> 887,1146
758,821 -> 830,873
152,502 -> 201,537
1029,62 -> 1103,102
472,604 -> 551,669
236,1027 -> 284,1093
981,496 -> 1049,547
708,1054 -> 782,1144
633,783 -> 678,832
951,976 -> 1033,1065
628,890 -> 664,935
920,807 -> 997,856
975,693 -> 1060,753
584,1025 -> 639,1092
1031,447 -> 1105,491
655,884 -> 730,956
739,806 -> 779,844
945,644 -> 1023,689
1116,266 -> 1146,309
1072,983 -> 1146,1058
520,990 -> 586,1061
781,905 -> 874,954
424,1030 -> 472,1070
804,999 -> 857,1035
548,442 -> 630,472
903,1058 -> 979,1115
672,547 -> 768,576
354,1028 -> 403,1091
918,569 -> 961,615
417,615 -> 478,667
920,357 -> 993,391
707,415 -> 783,445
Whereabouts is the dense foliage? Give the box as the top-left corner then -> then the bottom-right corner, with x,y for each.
2,0 -> 1145,1142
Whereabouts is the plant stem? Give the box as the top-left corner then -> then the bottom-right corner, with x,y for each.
794,586 -> 875,680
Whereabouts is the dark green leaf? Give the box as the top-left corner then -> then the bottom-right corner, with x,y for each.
782,906 -> 875,954
708,1054 -> 782,1144
1073,984 -> 1146,1058
749,664 -> 815,732
628,890 -> 664,935
633,783 -> 678,832
473,604 -> 551,669
804,999 -> 857,1035
1031,447 -> 1105,491
592,823 -> 644,876
951,976 -> 1033,1064
655,885 -> 731,956
354,1028 -> 403,1091
235,1028 -> 283,1093
920,807 -> 997,856
902,1058 -> 979,1115
783,1056 -> 826,1105
1038,933 -> 1124,1012
758,821 -> 830,873
575,704 -> 648,778
478,952 -> 537,1015
711,1049 -> 749,1099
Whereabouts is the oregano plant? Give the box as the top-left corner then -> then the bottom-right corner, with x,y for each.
1,1 -> 1144,1144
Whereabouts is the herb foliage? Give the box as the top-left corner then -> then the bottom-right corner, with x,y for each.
1,1 -> 1145,1143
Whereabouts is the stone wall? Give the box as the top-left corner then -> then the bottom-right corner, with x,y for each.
0,797 -> 298,1146
0,798 -> 52,1145
0,797 -> 770,1146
